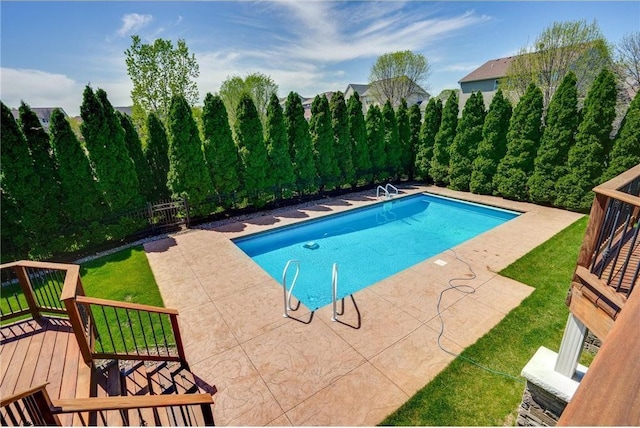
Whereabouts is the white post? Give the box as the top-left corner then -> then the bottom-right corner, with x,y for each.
555,314 -> 588,378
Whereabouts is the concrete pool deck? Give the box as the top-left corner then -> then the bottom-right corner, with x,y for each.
143,185 -> 583,426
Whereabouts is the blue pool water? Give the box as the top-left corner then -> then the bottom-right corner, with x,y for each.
234,193 -> 519,310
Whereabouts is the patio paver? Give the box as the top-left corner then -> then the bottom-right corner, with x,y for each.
144,185 -> 583,425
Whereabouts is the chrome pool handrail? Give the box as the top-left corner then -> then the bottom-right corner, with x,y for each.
282,260 -> 300,318
331,263 -> 339,321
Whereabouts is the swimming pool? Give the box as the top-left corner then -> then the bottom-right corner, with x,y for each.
234,193 -> 519,311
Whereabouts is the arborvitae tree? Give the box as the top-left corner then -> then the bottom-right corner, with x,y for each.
330,91 -> 355,186
431,92 -> 458,186
201,93 -> 241,205
382,100 -> 401,180
348,93 -> 371,185
366,105 -> 386,182
18,102 -> 64,230
602,91 -> 640,181
1,189 -> 25,262
449,92 -> 486,191
117,111 -> 155,201
144,113 -> 171,200
415,98 -> 442,181
470,89 -> 512,195
265,93 -> 295,199
527,72 -> 579,205
397,99 -> 412,178
0,102 -> 46,255
235,94 -> 271,205
81,86 -> 141,211
494,83 -> 543,200
166,94 -> 212,211
407,103 -> 422,181
556,69 -> 618,211
310,95 -> 340,191
284,92 -> 316,194
49,108 -> 105,226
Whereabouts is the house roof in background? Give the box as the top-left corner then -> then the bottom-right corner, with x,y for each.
114,106 -> 132,116
10,107 -> 68,123
458,56 -> 516,83
345,83 -> 370,95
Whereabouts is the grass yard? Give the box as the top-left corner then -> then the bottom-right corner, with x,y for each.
381,216 -> 588,426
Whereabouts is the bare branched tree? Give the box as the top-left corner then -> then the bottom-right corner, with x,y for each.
369,50 -> 431,107
615,32 -> 640,97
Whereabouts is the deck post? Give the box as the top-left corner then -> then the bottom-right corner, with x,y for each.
170,314 -> 188,368
555,314 -> 588,378
14,265 -> 41,320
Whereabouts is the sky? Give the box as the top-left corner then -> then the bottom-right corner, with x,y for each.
1,1 -> 638,117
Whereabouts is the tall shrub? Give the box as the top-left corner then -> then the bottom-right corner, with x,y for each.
144,112 -> 171,200
407,103 -> 422,181
415,98 -> 442,181
470,89 -> 512,195
494,83 -> 543,200
265,93 -> 295,199
382,100 -> 401,180
201,93 -> 241,205
118,111 -> 155,201
348,93 -> 371,185
449,92 -> 486,191
556,69 -> 618,211
601,91 -> 640,181
310,95 -> 339,191
234,94 -> 271,205
431,92 -> 458,186
330,91 -> 355,186
528,72 -> 579,205
81,86 -> 141,211
284,92 -> 316,194
166,94 -> 212,211
366,105 -> 386,182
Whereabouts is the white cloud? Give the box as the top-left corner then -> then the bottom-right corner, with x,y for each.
117,13 -> 153,37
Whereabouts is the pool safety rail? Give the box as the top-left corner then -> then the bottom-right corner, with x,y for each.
331,263 -> 339,321
376,183 -> 399,200
281,260 -> 300,318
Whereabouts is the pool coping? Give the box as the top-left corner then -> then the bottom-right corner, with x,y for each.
143,184 -> 584,426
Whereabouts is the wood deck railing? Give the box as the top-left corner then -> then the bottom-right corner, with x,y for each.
566,164 -> 640,340
1,260 -> 188,366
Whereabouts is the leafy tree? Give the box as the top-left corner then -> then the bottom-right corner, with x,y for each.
369,50 -> 431,107
330,91 -> 355,186
166,94 -> 212,211
415,98 -> 442,181
382,100 -> 401,179
431,92 -> 458,186
494,83 -> 544,200
602,91 -> 640,181
310,95 -> 340,191
117,111 -> 155,201
528,72 -> 579,205
284,92 -> 316,194
449,92 -> 486,191
556,69 -> 618,211
18,102 -> 63,228
1,189 -> 25,262
614,31 -> 640,97
503,20 -> 612,109
366,105 -> 386,182
125,35 -> 199,128
407,103 -> 422,181
201,93 -> 241,205
49,108 -> 105,226
144,113 -> 171,200
348,92 -> 371,185
397,99 -> 412,178
0,102 -> 48,255
80,87 -> 140,211
235,94 -> 270,205
470,89 -> 512,195
264,93 -> 295,199
219,72 -> 278,128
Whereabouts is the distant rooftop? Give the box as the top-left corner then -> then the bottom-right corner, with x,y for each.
458,56 -> 517,83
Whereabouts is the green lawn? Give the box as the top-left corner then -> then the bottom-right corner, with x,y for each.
381,216 -> 588,426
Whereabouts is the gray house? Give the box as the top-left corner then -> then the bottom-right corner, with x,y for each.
10,107 -> 68,132
344,80 -> 430,114
458,55 -> 516,110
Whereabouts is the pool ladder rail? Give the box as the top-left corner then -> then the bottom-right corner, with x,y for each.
281,260 -> 343,322
376,183 -> 399,200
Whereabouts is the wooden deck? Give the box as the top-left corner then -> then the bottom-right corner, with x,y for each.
0,317 -> 92,425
